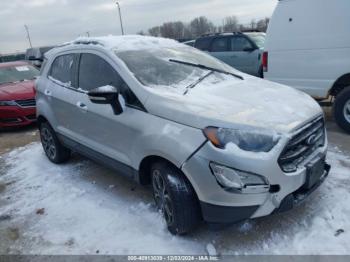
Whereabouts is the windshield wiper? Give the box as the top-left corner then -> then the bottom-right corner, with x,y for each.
183,71 -> 214,95
169,59 -> 244,80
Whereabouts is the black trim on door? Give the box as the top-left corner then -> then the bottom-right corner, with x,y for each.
57,133 -> 139,181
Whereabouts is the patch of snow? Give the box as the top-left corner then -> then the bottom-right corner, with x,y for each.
96,85 -> 117,92
206,243 -> 217,256
48,76 -> 71,88
1,143 -> 350,255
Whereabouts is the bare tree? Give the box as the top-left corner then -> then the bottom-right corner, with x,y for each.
148,26 -> 161,37
249,19 -> 257,30
189,16 -> 215,37
160,22 -> 175,38
256,17 -> 270,32
223,16 -> 239,33
158,22 -> 182,39
144,15 -> 270,39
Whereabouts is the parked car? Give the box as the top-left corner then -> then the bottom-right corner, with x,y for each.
36,35 -> 330,235
26,46 -> 56,68
194,32 -> 266,77
0,61 -> 39,128
264,0 -> 350,133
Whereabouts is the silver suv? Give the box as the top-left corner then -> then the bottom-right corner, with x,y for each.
36,35 -> 330,235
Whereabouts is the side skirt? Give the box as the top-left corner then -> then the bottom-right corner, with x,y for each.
57,134 -> 139,182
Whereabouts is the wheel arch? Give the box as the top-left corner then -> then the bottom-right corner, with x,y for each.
329,73 -> 350,97
138,155 -> 199,200
138,155 -> 178,185
37,115 -> 49,125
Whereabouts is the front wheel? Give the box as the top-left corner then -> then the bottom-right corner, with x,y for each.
333,86 -> 350,133
39,122 -> 71,164
151,161 -> 201,235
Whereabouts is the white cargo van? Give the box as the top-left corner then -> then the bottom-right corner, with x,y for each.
264,0 -> 350,133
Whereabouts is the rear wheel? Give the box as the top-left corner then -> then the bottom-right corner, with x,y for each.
39,122 -> 71,163
333,86 -> 350,133
151,161 -> 201,235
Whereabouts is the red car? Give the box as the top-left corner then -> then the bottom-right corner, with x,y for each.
0,61 -> 39,128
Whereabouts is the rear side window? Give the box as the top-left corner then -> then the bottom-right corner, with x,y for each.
78,53 -> 122,91
211,37 -> 229,52
194,37 -> 212,51
230,36 -> 253,51
49,54 -> 75,86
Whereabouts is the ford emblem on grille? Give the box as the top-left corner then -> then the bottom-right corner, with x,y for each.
306,134 -> 318,146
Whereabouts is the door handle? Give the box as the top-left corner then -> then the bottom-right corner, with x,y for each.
76,102 -> 88,111
44,89 -> 52,96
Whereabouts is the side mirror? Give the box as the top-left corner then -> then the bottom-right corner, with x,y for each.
88,85 -> 123,115
243,47 -> 256,52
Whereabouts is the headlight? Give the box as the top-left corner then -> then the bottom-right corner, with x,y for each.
203,126 -> 280,152
0,100 -> 17,106
210,162 -> 269,193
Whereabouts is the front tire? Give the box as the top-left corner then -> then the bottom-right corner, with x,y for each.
333,86 -> 350,133
39,122 -> 71,164
151,161 -> 201,235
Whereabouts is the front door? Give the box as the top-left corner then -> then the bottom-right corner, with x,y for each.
229,36 -> 260,76
72,52 -> 143,167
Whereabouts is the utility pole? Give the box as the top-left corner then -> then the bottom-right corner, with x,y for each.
24,25 -> 33,48
116,2 -> 125,35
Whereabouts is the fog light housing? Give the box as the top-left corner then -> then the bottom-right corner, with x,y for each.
209,162 -> 270,193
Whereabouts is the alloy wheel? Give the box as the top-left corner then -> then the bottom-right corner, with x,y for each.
343,100 -> 350,123
41,127 -> 57,160
152,169 -> 174,226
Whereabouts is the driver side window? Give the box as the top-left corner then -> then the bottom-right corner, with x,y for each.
78,53 -> 143,109
78,53 -> 122,91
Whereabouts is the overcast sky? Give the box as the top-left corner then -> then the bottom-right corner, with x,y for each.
0,0 -> 277,54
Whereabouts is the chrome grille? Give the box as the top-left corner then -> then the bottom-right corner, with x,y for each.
279,117 -> 325,173
15,99 -> 36,107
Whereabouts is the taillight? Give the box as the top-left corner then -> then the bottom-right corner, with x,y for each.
262,51 -> 268,72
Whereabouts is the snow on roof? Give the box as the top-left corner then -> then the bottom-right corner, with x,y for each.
69,35 -> 184,52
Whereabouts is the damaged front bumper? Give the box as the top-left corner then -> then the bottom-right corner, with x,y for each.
181,138 -> 330,225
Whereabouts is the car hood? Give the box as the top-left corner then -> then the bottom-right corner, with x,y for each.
144,73 -> 323,134
0,80 -> 35,101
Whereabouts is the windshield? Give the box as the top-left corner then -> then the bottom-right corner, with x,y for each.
0,65 -> 39,85
115,46 -> 238,90
246,33 -> 266,48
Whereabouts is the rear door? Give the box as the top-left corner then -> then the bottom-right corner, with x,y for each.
46,53 -> 81,139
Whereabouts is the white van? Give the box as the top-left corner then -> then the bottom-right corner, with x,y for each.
264,0 -> 350,133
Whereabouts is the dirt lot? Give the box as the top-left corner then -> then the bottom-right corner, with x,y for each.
0,109 -> 350,255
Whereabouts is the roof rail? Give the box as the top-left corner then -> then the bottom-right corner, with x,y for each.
200,32 -> 222,37
199,29 -> 261,38
72,40 -> 104,46
240,29 -> 262,33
